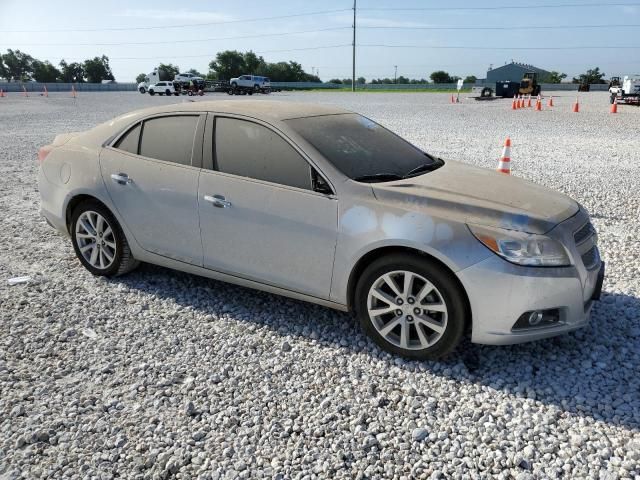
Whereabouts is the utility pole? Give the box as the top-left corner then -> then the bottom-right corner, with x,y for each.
394,65 -> 398,84
352,0 -> 356,92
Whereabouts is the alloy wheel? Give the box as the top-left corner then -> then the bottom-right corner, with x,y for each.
367,270 -> 448,350
75,211 -> 117,270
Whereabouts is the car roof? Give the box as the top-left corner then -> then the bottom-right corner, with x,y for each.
124,100 -> 352,122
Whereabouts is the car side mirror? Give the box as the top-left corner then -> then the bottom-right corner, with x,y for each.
311,169 -> 333,195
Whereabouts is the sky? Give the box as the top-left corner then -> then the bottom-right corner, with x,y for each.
1,0 -> 639,82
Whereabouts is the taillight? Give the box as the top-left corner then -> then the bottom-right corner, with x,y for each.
38,145 -> 53,163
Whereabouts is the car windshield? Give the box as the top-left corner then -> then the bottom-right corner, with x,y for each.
285,113 -> 440,181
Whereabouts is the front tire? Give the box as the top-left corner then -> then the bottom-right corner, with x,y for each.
149,89 -> 155,96
165,89 -> 171,96
355,253 -> 467,360
139,87 -> 146,94
71,201 -> 139,277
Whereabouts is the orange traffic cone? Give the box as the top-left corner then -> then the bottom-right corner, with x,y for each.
611,97 -> 618,114
512,95 -> 517,110
22,85 -> 28,97
535,97 -> 542,111
572,96 -> 579,113
71,85 -> 77,98
0,89 -> 5,98
548,96 -> 554,107
527,95 -> 532,108
451,94 -> 455,104
43,85 -> 48,97
497,138 -> 511,174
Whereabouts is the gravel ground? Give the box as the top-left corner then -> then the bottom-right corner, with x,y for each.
1,91 -> 639,479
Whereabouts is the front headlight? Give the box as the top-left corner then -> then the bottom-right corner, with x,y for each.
468,224 -> 571,267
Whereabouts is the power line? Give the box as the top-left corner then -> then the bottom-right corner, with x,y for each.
360,44 -> 640,50
83,44 -> 352,61
0,8 -> 352,33
360,2 -> 640,11
360,24 -> 640,31
13,27 -> 351,47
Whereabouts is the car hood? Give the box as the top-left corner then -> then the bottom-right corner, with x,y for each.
370,160 -> 578,234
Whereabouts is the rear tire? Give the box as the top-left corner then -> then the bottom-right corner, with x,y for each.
139,87 -> 146,94
149,90 -> 155,96
355,253 -> 468,360
70,201 -> 139,277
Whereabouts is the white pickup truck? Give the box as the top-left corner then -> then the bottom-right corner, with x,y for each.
229,75 -> 271,93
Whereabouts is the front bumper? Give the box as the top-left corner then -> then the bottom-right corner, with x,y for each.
459,255 -> 604,345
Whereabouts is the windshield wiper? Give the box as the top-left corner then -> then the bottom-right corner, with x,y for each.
353,173 -> 403,183
403,158 -> 444,178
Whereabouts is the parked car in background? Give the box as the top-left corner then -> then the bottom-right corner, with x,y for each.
147,82 -> 177,96
230,75 -> 271,93
37,101 -> 603,360
174,72 -> 204,83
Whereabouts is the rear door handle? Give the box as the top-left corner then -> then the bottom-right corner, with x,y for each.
111,173 -> 132,185
204,194 -> 232,208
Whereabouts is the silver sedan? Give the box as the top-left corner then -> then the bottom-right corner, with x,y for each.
38,100 -> 604,359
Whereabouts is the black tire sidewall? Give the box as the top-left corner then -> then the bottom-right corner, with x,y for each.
355,254 -> 467,360
70,202 -> 126,277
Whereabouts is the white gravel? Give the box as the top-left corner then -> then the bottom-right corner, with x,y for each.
1,91 -> 639,479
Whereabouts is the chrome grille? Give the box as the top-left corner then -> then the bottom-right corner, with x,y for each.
574,222 -> 595,246
581,246 -> 600,270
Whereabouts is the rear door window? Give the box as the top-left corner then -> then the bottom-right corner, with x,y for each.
114,123 -> 141,154
214,117 -> 312,190
139,115 -> 199,166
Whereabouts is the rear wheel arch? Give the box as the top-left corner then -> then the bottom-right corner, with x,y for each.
65,195 -> 124,236
346,246 -> 471,323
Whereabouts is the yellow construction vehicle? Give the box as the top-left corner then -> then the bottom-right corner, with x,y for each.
519,72 -> 541,96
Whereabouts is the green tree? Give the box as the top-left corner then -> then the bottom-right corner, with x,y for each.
83,55 -> 114,83
59,60 -> 85,83
464,75 -> 477,84
430,70 -> 453,83
243,51 -> 265,75
158,63 -> 180,81
356,76 -> 366,84
572,67 -> 606,85
2,49 -> 34,81
328,78 -> 343,84
135,73 -> 147,84
547,71 -> 567,83
32,60 -> 61,82
209,50 -> 245,80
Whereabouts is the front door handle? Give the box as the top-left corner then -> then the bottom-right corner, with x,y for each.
204,194 -> 232,208
111,173 -> 132,185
